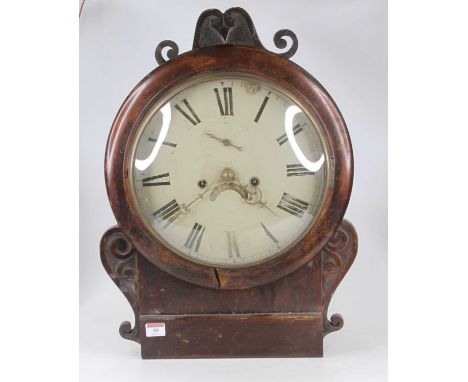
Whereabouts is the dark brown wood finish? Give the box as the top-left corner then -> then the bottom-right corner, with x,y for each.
101,7 -> 357,358
105,45 -> 353,289
140,314 -> 324,358
100,219 -> 357,358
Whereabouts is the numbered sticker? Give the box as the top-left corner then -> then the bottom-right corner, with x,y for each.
145,322 -> 166,337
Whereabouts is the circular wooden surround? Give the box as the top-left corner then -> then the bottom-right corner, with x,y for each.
105,45 -> 353,289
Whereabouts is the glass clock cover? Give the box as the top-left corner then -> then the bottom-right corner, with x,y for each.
131,75 -> 328,268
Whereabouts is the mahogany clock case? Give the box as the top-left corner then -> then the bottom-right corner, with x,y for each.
105,46 -> 354,290
100,6 -> 358,359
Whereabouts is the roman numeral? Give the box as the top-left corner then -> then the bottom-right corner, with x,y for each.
153,199 -> 180,226
142,173 -> 170,186
254,95 -> 270,122
148,137 -> 177,147
174,99 -> 201,125
184,222 -> 206,253
214,87 -> 233,116
286,164 -> 315,176
261,222 -> 279,247
226,231 -> 240,258
276,123 -> 303,146
277,192 -> 309,218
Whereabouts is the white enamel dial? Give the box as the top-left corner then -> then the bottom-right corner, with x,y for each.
131,75 -> 328,267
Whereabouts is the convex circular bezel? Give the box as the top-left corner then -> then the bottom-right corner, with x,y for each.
105,46 -> 353,289
128,72 -> 330,268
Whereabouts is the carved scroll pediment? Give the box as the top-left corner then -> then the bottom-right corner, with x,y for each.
155,7 -> 298,65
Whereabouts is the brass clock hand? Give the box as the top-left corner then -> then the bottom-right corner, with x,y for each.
170,181 -> 216,222
259,201 -> 278,217
244,185 -> 278,217
184,183 -> 213,209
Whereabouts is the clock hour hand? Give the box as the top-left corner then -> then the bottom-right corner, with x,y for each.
203,132 -> 243,151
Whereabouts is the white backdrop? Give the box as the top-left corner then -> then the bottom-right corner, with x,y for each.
80,1 -> 387,381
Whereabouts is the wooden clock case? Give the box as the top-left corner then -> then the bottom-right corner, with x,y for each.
101,7 -> 358,358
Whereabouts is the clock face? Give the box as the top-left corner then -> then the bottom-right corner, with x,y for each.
130,74 -> 329,268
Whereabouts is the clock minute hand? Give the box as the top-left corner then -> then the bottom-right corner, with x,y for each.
169,181 -> 216,222
228,142 -> 243,151
185,183 -> 214,209
244,184 -> 278,217
258,200 -> 278,217
204,132 -> 224,143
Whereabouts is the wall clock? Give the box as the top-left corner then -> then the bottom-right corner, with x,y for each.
101,7 -> 358,358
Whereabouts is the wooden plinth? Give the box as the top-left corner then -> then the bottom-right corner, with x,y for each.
140,313 -> 323,358
100,220 -> 357,358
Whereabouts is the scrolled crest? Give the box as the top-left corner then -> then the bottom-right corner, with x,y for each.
155,7 -> 299,65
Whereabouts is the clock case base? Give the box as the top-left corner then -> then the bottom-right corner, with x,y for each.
100,220 -> 357,359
